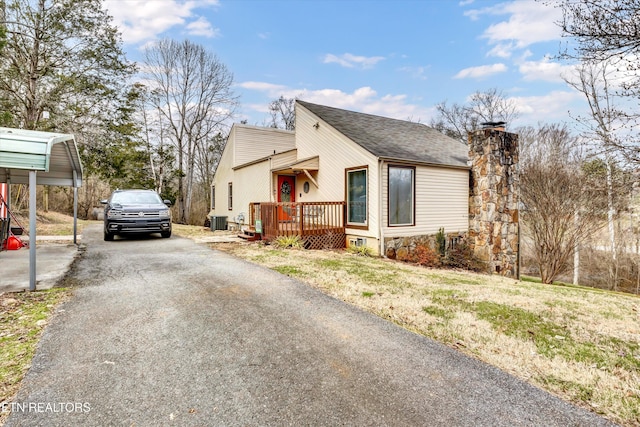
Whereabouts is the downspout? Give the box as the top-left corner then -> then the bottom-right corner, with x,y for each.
379,159 -> 385,257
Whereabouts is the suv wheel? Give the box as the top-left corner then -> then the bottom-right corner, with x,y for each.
104,230 -> 114,241
161,230 -> 171,238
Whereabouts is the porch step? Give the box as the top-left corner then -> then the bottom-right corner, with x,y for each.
238,228 -> 261,241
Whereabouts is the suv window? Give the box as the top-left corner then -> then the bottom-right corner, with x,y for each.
111,192 -> 163,205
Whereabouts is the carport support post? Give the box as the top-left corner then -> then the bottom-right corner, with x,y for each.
29,170 -> 37,291
73,170 -> 78,245
73,186 -> 78,245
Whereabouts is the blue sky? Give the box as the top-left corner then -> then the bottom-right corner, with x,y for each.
103,0 -> 583,129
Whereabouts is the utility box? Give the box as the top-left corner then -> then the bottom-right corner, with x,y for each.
210,216 -> 228,231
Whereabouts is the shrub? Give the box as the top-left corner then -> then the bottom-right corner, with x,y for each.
347,244 -> 373,257
413,244 -> 442,268
444,241 -> 485,272
273,235 -> 303,249
396,244 -> 441,267
436,227 -> 446,258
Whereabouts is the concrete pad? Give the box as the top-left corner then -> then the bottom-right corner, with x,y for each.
192,234 -> 245,244
0,242 -> 80,293
191,229 -> 246,244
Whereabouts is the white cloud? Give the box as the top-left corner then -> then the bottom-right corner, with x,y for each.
467,1 -> 562,57
454,63 -> 507,79
301,86 -> 379,108
519,57 -> 574,83
323,53 -> 386,69
103,0 -> 220,44
186,16 -> 220,38
399,66 -> 429,80
510,90 -> 583,126
236,81 -> 290,94
562,56 -> 640,97
238,82 -> 432,122
487,43 -> 515,59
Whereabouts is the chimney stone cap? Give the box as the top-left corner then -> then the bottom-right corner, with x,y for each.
481,121 -> 506,129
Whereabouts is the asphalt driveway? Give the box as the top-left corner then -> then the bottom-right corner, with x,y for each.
5,224 -> 615,426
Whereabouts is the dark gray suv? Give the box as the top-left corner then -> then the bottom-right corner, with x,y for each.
101,189 -> 172,241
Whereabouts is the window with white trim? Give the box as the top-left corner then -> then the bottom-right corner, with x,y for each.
388,166 -> 414,226
346,167 -> 367,226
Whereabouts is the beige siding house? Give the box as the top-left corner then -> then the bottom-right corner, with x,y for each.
209,101 -> 469,255
210,125 -> 295,225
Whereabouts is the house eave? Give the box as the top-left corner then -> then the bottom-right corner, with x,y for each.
271,155 -> 319,173
233,148 -> 298,171
377,156 -> 470,170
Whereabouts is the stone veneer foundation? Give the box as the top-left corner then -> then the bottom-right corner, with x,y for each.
384,232 -> 465,260
468,127 -> 519,277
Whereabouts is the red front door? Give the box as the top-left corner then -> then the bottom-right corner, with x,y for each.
277,175 -> 295,221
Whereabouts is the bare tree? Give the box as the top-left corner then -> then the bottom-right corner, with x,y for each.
143,39 -> 238,224
0,1 -> 6,53
430,101 -> 476,142
558,0 -> 640,62
431,88 -> 519,142
131,83 -> 176,197
194,131 -> 225,208
268,96 -> 296,130
564,60 -> 638,287
519,123 -> 606,284
557,0 -> 640,163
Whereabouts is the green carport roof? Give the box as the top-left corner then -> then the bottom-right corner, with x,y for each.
0,127 -> 83,187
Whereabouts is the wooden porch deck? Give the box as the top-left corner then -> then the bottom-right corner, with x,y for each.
249,201 -> 346,249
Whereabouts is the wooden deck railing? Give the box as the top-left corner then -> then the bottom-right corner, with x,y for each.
249,201 -> 345,242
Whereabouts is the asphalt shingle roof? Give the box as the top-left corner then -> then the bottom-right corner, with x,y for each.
297,101 -> 469,168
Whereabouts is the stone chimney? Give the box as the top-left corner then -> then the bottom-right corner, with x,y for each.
468,123 -> 519,277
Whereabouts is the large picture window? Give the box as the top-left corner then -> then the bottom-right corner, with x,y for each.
388,166 -> 414,226
346,167 -> 367,226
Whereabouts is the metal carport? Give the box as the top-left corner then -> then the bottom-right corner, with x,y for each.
0,127 -> 83,291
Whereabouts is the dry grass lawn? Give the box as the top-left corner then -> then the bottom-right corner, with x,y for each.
2,216 -> 638,426
0,289 -> 70,425
10,210 -> 92,237
207,240 -> 640,426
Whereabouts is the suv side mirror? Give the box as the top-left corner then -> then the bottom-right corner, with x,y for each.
100,199 -> 108,204
163,200 -> 172,206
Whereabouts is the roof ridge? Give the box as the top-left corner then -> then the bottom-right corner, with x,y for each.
297,100 -> 425,127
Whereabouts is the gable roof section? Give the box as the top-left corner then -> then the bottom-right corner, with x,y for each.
297,101 -> 468,169
230,123 -> 295,168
